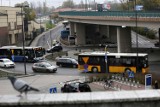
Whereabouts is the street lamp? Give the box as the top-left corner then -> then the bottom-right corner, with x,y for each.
38,13 -> 42,33
16,2 -> 29,75
134,0 -> 139,72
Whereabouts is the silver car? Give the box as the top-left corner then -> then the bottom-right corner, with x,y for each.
32,62 -> 57,73
0,58 -> 15,68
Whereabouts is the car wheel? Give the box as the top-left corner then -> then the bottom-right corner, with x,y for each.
124,68 -> 131,75
91,67 -> 98,73
33,69 -> 37,72
73,65 -> 77,68
4,65 -> 6,68
52,70 -> 56,73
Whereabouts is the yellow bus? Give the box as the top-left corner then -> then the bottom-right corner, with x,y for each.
78,51 -> 149,74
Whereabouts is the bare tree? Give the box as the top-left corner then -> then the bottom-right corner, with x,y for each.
62,0 -> 75,8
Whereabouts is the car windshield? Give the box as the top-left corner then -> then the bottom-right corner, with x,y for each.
44,63 -> 52,67
4,59 -> 11,63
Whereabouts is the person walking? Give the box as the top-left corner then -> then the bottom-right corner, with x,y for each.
154,80 -> 159,89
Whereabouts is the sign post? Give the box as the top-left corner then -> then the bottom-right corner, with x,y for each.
105,45 -> 108,73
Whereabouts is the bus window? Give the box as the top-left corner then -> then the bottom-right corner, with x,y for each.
14,49 -> 22,56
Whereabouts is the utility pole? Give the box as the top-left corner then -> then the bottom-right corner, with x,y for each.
134,0 -> 138,72
94,0 -> 96,11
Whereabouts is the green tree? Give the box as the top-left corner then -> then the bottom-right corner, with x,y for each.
141,0 -> 160,11
119,0 -> 160,11
15,1 -> 35,21
62,0 -> 75,8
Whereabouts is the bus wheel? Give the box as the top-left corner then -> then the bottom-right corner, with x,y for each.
59,64 -> 62,67
124,68 -> 131,75
73,65 -> 76,68
91,67 -> 98,73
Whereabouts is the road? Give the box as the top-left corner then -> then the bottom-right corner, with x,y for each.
131,31 -> 156,48
37,24 -> 64,49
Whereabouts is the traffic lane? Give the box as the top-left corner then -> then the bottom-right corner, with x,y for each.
6,62 -> 34,74
37,24 -> 63,49
6,62 -> 83,76
3,60 -> 160,76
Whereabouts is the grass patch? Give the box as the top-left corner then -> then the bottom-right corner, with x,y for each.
0,70 -> 23,78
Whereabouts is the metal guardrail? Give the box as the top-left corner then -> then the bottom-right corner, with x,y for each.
59,11 -> 160,17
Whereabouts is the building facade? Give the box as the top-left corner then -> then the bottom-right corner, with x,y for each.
0,6 -> 45,47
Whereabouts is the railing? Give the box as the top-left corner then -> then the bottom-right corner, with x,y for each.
59,11 -> 160,17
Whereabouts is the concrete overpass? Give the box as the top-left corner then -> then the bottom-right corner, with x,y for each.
59,11 -> 160,52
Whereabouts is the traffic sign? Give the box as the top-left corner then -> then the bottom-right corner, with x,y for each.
49,87 -> 57,93
82,57 -> 89,63
128,71 -> 134,78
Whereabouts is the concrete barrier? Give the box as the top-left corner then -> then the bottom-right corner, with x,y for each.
0,90 -> 160,107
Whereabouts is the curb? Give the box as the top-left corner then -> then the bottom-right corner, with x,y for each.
0,68 -> 35,80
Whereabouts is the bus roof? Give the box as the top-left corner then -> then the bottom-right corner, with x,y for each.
78,51 -> 148,57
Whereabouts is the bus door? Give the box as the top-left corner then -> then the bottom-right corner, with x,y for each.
100,56 -> 108,73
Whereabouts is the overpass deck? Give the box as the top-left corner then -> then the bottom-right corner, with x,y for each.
59,11 -> 160,22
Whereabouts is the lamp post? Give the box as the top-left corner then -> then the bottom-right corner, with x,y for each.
16,2 -> 29,75
134,0 -> 138,72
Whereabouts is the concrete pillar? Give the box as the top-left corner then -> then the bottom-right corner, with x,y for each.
109,26 -> 117,43
117,27 -> 131,53
75,23 -> 86,45
12,34 -> 16,44
99,25 -> 109,43
69,22 -> 75,36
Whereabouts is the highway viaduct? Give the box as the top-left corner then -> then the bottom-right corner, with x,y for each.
59,11 -> 160,52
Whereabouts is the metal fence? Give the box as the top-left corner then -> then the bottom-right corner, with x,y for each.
59,11 -> 160,17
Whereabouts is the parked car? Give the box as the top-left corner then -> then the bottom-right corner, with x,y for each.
56,57 -> 78,68
32,62 -> 57,73
154,42 -> 159,47
0,58 -> 15,68
61,82 -> 91,93
46,45 -> 63,53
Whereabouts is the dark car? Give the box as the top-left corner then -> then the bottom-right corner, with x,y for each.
32,62 -> 57,73
154,42 -> 159,47
61,82 -> 91,93
47,45 -> 63,53
56,57 -> 78,68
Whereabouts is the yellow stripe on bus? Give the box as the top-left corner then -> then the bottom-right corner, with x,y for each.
109,66 -> 136,73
